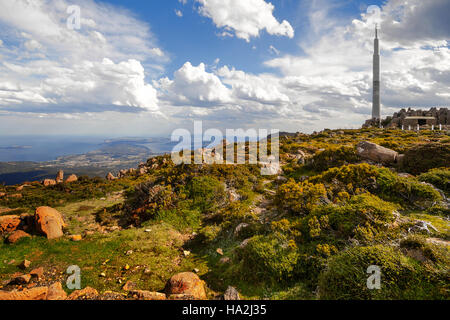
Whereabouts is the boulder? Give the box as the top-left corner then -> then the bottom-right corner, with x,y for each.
56,170 -> 64,183
356,141 -> 398,164
0,287 -> 48,300
7,231 -> 31,244
106,172 -> 116,181
165,272 -> 207,300
67,287 -> 99,300
43,179 -> 57,187
69,234 -> 82,241
35,207 -> 67,239
129,290 -> 166,300
30,267 -> 44,280
65,174 -> 78,183
46,282 -> 68,300
122,280 -> 137,291
19,259 -> 32,269
0,215 -> 21,234
224,286 -> 240,300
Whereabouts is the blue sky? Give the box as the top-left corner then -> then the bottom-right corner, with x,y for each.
0,0 -> 448,137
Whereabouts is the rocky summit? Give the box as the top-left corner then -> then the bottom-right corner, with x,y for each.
0,128 -> 449,301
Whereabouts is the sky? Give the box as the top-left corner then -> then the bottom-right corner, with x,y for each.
0,0 -> 449,137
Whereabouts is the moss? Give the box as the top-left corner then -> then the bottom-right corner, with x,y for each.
318,245 -> 448,300
236,234 -> 299,282
401,143 -> 450,175
418,168 -> 450,195
275,179 -> 327,215
307,146 -> 360,172
308,193 -> 396,242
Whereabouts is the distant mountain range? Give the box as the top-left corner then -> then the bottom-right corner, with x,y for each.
0,137 -> 178,185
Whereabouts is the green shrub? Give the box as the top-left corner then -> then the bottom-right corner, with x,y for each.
310,163 -> 442,207
401,143 -> 450,175
188,176 -> 227,213
237,235 -> 299,282
419,168 -> 450,194
155,208 -> 202,232
275,179 -> 327,215
318,245 -> 447,300
308,146 -> 360,172
308,193 -> 396,241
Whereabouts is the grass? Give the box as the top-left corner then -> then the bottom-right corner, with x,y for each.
0,221 -> 202,294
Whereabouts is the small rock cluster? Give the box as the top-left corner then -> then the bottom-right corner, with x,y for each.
0,206 -> 68,243
43,170 -> 78,187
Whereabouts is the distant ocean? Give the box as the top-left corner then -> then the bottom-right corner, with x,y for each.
0,136 -> 107,162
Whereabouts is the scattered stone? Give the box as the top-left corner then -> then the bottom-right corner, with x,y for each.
106,172 -> 116,181
0,215 -> 21,234
239,238 -> 252,249
216,248 -> 224,256
130,290 -> 166,300
99,272 -> 106,278
56,170 -> 64,183
65,174 -> 78,183
234,223 -> 249,236
30,267 -> 44,280
0,287 -> 48,300
193,268 -> 200,274
408,220 -> 438,234
7,194 -> 22,199
10,274 -> 32,285
67,287 -> 99,300
46,282 -> 67,300
219,257 -> 231,265
165,272 -> 207,300
69,234 -> 82,242
144,229 -> 151,233
224,286 -> 240,300
7,230 -> 31,244
35,206 -> 67,239
18,259 -> 32,270
183,250 -> 191,257
168,294 -> 196,300
43,179 -> 57,187
122,280 -> 137,291
125,250 -> 133,256
356,141 -> 399,164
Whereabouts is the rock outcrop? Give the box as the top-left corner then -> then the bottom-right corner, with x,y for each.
0,287 -> 48,300
0,215 -> 21,234
35,207 -> 66,239
165,272 -> 207,300
7,230 -> 31,244
43,179 -> 57,187
356,141 -> 399,164
65,174 -> 78,183
106,172 -> 116,181
56,170 -> 64,183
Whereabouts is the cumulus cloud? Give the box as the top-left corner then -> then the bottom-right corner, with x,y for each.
157,62 -> 232,106
194,0 -> 294,42
0,0 -> 164,112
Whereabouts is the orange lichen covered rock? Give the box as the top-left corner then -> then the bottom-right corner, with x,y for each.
165,272 -> 207,300
35,207 -> 67,239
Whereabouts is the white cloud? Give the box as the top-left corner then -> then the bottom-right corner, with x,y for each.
175,10 -> 183,17
194,0 -> 294,42
157,62 -> 232,106
0,0 -> 164,113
